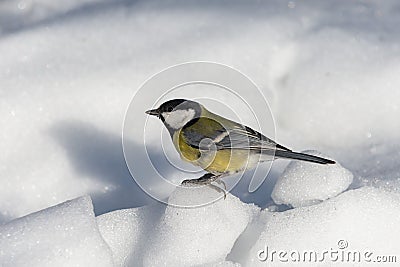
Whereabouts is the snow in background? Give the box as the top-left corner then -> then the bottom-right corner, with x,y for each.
1,0 -> 400,266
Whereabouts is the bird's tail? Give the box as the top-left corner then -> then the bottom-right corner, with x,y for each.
274,150 -> 335,164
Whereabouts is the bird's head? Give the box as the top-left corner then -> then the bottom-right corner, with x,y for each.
146,99 -> 202,132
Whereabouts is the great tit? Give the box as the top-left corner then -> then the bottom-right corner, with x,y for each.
146,99 -> 335,186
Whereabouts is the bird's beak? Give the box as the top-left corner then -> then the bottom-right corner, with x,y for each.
145,108 -> 160,116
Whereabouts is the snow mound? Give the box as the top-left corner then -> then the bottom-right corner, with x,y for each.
97,205 -> 165,266
246,187 -> 400,266
0,196 -> 113,267
272,150 -> 353,207
142,187 -> 259,266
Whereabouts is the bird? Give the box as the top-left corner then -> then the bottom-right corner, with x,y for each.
146,99 -> 335,189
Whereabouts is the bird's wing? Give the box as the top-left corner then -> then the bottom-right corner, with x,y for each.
182,117 -> 290,152
215,125 -> 290,151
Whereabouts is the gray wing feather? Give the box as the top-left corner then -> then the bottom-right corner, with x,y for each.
183,124 -> 289,152
217,126 -> 277,151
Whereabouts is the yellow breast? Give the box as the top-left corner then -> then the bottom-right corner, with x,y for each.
172,130 -> 250,174
173,130 -> 200,162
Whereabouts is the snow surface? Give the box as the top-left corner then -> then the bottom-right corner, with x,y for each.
1,0 -> 400,266
271,150 -> 353,207
245,187 -> 400,266
2,186 -> 400,266
97,205 -> 165,266
0,196 -> 114,267
142,187 -> 258,266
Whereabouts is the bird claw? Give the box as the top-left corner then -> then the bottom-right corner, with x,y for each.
215,179 -> 227,191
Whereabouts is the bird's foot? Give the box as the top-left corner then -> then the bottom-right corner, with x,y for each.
181,173 -> 217,185
181,173 -> 227,199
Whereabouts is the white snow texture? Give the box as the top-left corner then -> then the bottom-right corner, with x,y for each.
0,196 -> 114,267
272,150 -> 354,207
246,187 -> 400,266
1,0 -> 400,266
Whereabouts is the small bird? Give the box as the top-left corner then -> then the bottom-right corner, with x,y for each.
146,99 -> 335,188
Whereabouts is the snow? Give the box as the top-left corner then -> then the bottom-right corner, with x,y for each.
245,187 -> 400,266
0,196 -> 114,267
97,205 -> 165,266
2,185 -> 400,266
1,0 -> 400,266
271,150 -> 353,207
142,186 -> 258,266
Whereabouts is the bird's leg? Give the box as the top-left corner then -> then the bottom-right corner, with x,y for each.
181,173 -> 227,199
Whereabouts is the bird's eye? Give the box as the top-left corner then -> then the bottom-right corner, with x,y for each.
167,107 -> 173,112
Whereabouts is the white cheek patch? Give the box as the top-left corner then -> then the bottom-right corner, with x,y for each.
163,109 -> 196,129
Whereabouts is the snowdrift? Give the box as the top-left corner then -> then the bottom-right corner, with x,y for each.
2,160 -> 400,266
